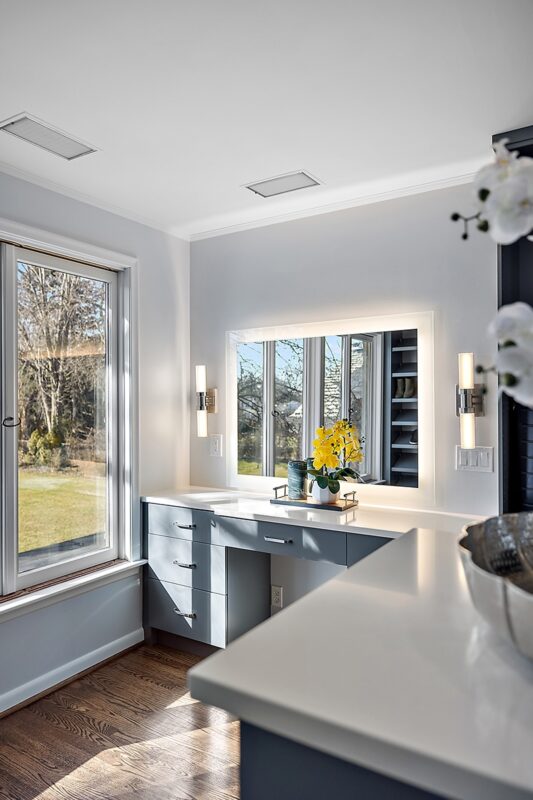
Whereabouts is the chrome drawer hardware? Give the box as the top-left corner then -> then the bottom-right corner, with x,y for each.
264,536 -> 293,545
173,560 -> 197,569
172,522 -> 196,530
173,609 -> 196,619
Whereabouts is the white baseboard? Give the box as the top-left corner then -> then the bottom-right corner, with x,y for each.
0,627 -> 145,714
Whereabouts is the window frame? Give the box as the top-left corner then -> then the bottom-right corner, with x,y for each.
0,236 -> 137,596
235,332 -> 381,483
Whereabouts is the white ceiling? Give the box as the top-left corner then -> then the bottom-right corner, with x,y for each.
1,0 -> 533,241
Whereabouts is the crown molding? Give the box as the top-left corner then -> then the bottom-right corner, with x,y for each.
174,155 -> 487,242
0,154 -> 488,245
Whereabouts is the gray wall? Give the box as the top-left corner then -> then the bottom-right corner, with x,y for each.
189,185 -> 499,603
190,184 -> 498,516
0,171 -> 189,710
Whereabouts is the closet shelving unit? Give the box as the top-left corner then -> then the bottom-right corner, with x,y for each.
384,329 -> 418,487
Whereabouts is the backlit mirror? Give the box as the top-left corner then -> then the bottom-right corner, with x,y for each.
236,329 -> 418,487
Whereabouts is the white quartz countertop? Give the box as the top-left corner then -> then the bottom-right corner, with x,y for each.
142,487 -> 481,538
189,527 -> 533,800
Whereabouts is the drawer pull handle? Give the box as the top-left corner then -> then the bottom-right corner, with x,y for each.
173,522 -> 196,530
173,609 -> 196,619
264,536 -> 293,545
173,560 -> 197,569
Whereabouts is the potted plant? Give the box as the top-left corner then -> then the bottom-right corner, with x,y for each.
308,420 -> 363,504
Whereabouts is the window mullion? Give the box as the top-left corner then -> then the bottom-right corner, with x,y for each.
263,341 -> 275,476
304,338 -> 323,458
341,335 -> 351,420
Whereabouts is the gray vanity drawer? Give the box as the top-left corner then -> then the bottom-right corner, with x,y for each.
347,533 -> 389,566
214,517 -> 299,558
147,503 -> 215,544
214,517 -> 346,564
212,516 -> 261,550
147,534 -> 226,594
258,523 -> 347,565
146,579 -> 226,648
300,527 -> 347,566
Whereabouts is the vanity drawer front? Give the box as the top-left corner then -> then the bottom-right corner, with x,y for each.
347,533 -> 389,566
212,517 -> 261,551
147,534 -> 226,595
215,517 -> 301,558
301,527 -> 347,566
146,579 -> 226,648
257,522 -> 303,558
147,503 -> 214,544
214,517 -> 346,563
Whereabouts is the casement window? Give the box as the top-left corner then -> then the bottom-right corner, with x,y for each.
1,245 -> 124,593
237,334 -> 381,481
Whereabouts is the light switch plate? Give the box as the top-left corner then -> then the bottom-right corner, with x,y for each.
208,434 -> 223,457
455,445 -> 494,472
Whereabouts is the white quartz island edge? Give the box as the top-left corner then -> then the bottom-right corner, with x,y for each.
189,527 -> 533,800
142,487 -> 480,538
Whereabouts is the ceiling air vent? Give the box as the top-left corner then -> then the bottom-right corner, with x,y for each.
0,113 -> 97,160
245,170 -> 320,198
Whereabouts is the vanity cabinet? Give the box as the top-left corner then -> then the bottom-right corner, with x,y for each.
144,501 -> 392,648
145,504 -> 270,648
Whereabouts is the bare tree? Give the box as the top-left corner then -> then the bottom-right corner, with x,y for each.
17,263 -> 105,441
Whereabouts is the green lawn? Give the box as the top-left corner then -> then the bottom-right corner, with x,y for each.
18,469 -> 106,553
238,459 -> 262,475
238,460 -> 289,478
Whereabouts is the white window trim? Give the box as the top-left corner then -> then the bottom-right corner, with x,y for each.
227,311 -> 435,508
0,217 -> 139,595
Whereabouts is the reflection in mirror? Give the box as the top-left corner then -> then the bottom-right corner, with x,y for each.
237,328 -> 418,487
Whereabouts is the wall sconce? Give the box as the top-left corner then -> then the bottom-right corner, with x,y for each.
196,365 -> 217,438
456,353 -> 484,449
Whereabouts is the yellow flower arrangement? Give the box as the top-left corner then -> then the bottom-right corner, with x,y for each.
309,419 -> 363,493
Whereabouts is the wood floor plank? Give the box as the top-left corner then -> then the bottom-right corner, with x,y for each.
0,645 -> 239,800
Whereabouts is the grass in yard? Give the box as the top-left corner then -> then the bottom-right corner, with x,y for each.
237,460 -> 290,477
238,459 -> 262,475
18,468 -> 106,553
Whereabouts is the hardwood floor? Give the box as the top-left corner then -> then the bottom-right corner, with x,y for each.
0,646 -> 240,800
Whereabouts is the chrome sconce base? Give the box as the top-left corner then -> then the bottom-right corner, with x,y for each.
197,388 -> 218,414
456,385 -> 484,417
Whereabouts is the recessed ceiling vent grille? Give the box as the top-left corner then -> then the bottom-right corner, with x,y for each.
245,170 -> 320,198
0,113 -> 97,160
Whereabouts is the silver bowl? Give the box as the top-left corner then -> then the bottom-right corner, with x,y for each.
459,513 -> 533,661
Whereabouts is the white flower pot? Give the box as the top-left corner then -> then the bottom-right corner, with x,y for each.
311,482 -> 339,505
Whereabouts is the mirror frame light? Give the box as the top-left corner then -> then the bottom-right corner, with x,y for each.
226,310 -> 435,508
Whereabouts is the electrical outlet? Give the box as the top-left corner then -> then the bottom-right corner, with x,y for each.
271,585 -> 283,609
455,445 -> 494,472
208,434 -> 223,457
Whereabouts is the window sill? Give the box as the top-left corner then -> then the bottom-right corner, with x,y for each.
0,559 -> 147,624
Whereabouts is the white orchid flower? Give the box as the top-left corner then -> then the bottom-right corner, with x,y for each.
488,301 -> 533,346
482,164 -> 533,244
458,145 -> 533,407
495,345 -> 533,406
473,139 -> 519,199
